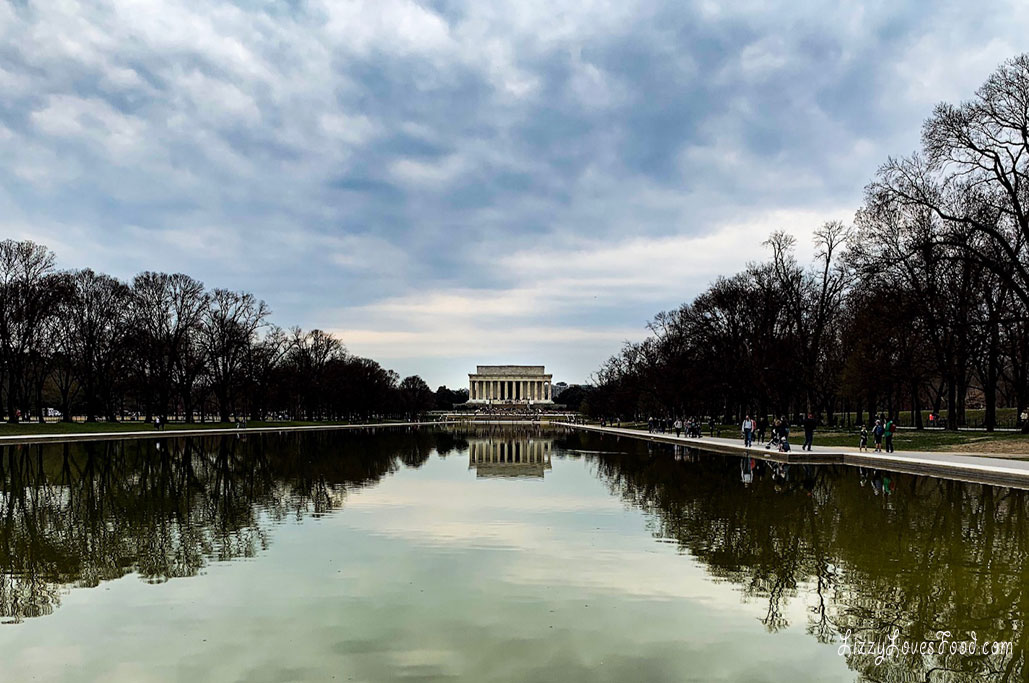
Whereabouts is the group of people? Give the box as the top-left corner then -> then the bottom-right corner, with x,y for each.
653,416 -> 713,438
738,412 -> 909,454
740,413 -> 819,450
857,415 -> 898,453
640,410 -> 907,455
739,413 -> 819,452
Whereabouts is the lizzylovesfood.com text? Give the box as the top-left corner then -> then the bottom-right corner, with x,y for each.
837,630 -> 1013,665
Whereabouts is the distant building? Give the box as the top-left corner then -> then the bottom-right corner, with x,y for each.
468,365 -> 553,404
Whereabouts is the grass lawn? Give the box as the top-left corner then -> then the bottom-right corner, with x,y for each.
602,421 -> 1029,454
806,428 -> 1029,454
815,408 -> 1022,430
0,419 -> 402,437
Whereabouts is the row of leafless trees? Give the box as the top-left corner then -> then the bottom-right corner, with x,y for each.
0,241 -> 460,423
588,54 -> 1029,431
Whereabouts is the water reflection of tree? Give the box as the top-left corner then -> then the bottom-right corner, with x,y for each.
571,433 -> 1026,682
0,429 -> 435,623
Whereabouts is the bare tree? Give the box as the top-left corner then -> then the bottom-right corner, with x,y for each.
0,240 -> 68,423
129,272 -> 208,421
201,289 -> 270,422
61,269 -> 130,421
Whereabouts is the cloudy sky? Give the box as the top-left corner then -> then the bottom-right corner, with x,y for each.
1,1 -> 1025,388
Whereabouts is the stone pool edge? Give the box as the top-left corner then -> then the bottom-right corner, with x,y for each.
558,422 -> 1029,491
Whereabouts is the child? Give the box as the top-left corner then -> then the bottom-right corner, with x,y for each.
859,425 -> 868,452
873,420 -> 885,453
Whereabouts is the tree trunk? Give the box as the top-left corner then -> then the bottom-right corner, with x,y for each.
217,387 -> 230,423
7,375 -> 20,423
85,378 -> 98,422
956,373 -> 968,429
984,323 -> 1000,432
947,377 -> 958,431
60,387 -> 72,423
36,379 -> 45,423
911,380 -> 924,430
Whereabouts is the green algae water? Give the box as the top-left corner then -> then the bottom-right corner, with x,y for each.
0,427 -> 1023,682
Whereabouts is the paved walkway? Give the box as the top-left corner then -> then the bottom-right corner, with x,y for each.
0,420 -> 455,446
558,423 -> 1029,490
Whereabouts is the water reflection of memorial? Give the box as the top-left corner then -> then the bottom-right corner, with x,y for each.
467,435 -> 553,478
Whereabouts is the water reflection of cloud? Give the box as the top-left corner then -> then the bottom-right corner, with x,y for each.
340,468 -> 800,614
347,477 -> 622,514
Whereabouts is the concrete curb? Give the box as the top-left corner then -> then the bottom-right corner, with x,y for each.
557,422 -> 1029,490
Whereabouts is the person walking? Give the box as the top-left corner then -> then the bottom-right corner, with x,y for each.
757,416 -> 767,444
741,415 -> 754,447
858,425 -> 868,452
674,418 -> 683,438
872,419 -> 884,452
802,413 -> 816,451
884,417 -> 896,453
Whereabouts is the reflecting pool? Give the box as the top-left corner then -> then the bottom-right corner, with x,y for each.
0,426 -> 1024,682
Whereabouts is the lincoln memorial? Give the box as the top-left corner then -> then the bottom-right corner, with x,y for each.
468,365 -> 553,403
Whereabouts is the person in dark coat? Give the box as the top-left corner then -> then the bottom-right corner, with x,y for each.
802,413 -> 816,451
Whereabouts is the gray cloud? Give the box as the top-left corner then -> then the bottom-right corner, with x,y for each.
1,0 -> 1026,386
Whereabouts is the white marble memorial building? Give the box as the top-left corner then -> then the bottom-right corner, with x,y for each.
467,365 -> 553,403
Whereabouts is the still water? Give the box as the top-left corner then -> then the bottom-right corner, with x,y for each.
0,427 -> 1024,682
